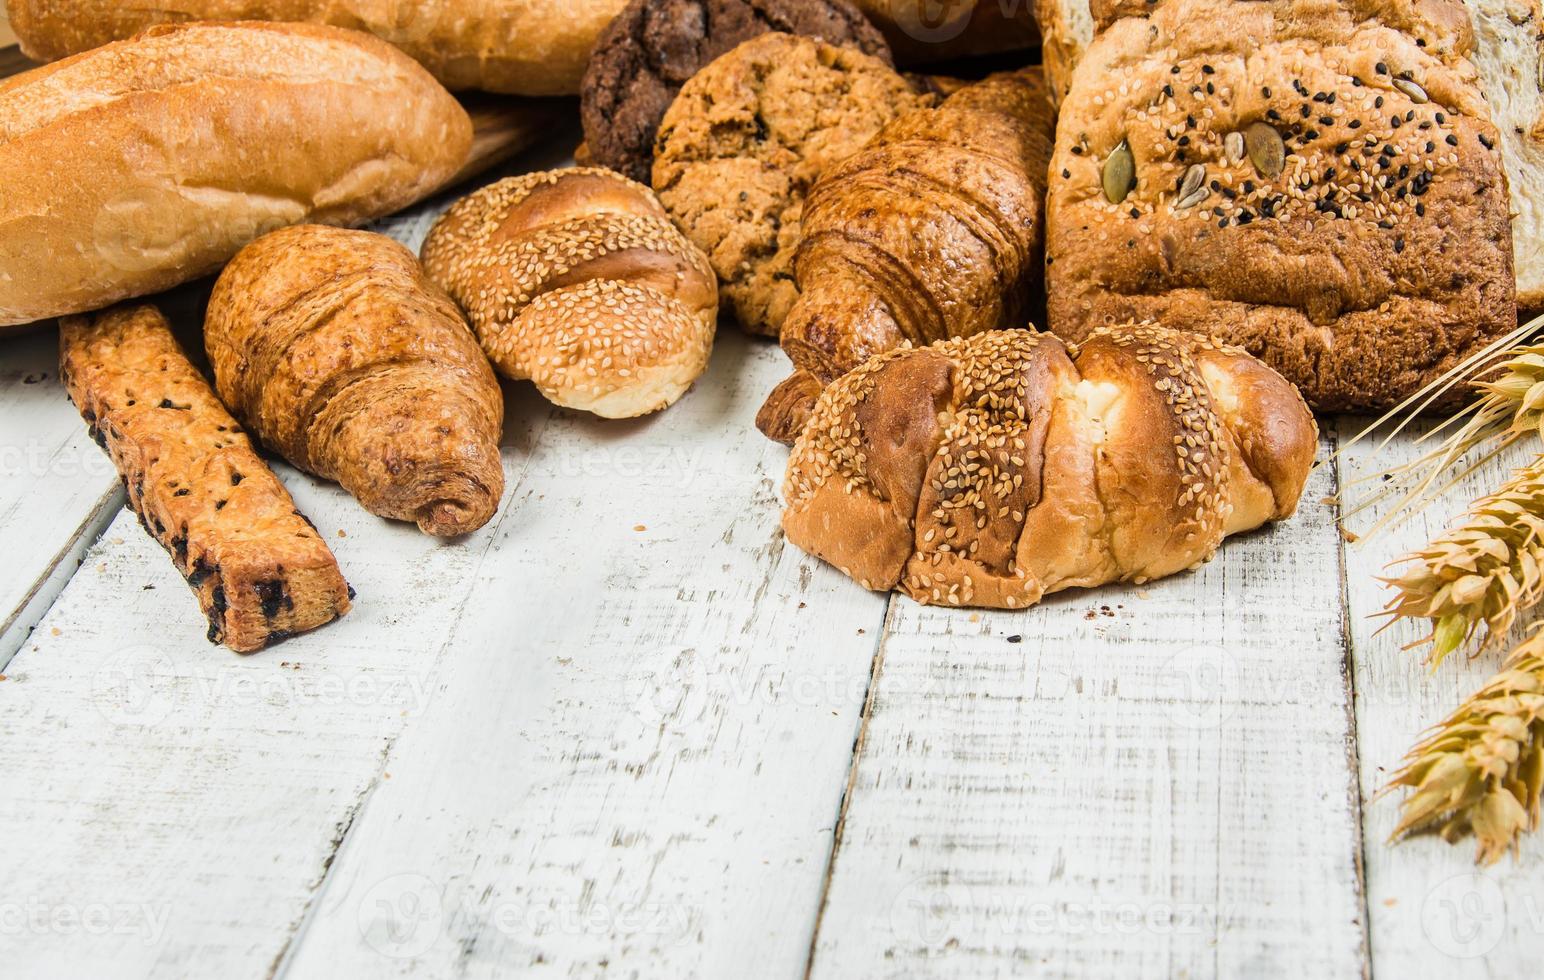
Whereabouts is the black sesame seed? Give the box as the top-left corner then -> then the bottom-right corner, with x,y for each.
1446,133 -> 1459,146
1375,62 -> 1389,75
1435,112 -> 1446,124
1320,116 -> 1335,127
1262,86 -> 1272,97
1062,169 -> 1071,179
1348,120 -> 1361,129
1395,237 -> 1406,253
1202,64 -> 1215,74
1375,96 -> 1384,109
1480,134 -> 1495,150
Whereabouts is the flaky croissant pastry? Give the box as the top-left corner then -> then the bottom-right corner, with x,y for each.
757,69 -> 1056,443
206,226 -> 505,538
782,325 -> 1317,608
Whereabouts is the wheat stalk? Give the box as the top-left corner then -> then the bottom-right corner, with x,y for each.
1338,314 -> 1544,536
1382,455 -> 1544,664
1387,629 -> 1544,864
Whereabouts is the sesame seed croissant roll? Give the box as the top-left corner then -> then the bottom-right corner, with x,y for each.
782,325 -> 1316,609
205,226 -> 505,538
422,168 -> 718,419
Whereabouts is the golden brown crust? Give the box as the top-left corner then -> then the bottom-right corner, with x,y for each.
782,324 -> 1317,609
0,20 -> 472,329
60,305 -> 352,652
206,226 -> 505,538
422,168 -> 718,419
651,32 -> 930,337
756,70 -> 1056,443
1044,0 -> 1517,413
4,0 -> 629,95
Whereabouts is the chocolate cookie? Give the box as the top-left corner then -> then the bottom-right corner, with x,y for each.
582,0 -> 892,183
652,32 -> 929,337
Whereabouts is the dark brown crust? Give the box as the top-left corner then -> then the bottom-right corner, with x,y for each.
781,325 -> 1317,609
580,0 -> 892,183
60,305 -> 351,652
1045,0 -> 1516,413
206,226 -> 506,538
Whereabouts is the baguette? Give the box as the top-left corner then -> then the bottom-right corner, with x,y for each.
60,305 -> 352,652
3,0 -> 629,95
0,21 -> 472,330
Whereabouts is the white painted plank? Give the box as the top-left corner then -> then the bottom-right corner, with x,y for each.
0,328 -> 123,661
0,385 -> 554,978
0,157 -> 577,977
1335,418 -> 1544,976
807,444 -> 1368,979
276,330 -> 888,979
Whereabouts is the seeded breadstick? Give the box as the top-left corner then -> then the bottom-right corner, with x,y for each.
59,305 -> 351,652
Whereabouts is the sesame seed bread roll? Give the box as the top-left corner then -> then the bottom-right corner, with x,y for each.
421,168 -> 718,419
3,0 -> 630,96
1043,0 -> 1518,412
0,21 -> 472,330
60,305 -> 352,652
206,226 -> 505,538
782,325 -> 1317,609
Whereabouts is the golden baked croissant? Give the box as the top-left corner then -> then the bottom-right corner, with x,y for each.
782,325 -> 1317,608
422,168 -> 718,418
756,70 -> 1056,444
205,226 -> 505,538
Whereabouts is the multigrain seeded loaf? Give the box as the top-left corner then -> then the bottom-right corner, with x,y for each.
1045,0 -> 1517,413
60,305 -> 352,652
0,21 -> 472,329
1040,0 -> 1544,310
781,326 -> 1317,608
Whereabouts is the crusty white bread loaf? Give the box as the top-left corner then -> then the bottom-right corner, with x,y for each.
0,21 -> 472,330
1035,0 -> 1094,107
782,326 -> 1317,608
1465,0 -> 1544,310
2,0 -> 629,95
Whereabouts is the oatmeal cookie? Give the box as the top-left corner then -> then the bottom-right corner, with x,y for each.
651,32 -> 928,336
581,0 -> 892,183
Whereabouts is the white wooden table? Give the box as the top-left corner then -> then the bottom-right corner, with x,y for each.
2,129 -> 1542,980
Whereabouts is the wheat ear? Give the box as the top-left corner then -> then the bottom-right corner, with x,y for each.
1381,455 -> 1544,664
1338,315 -> 1544,535
1387,630 -> 1544,864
